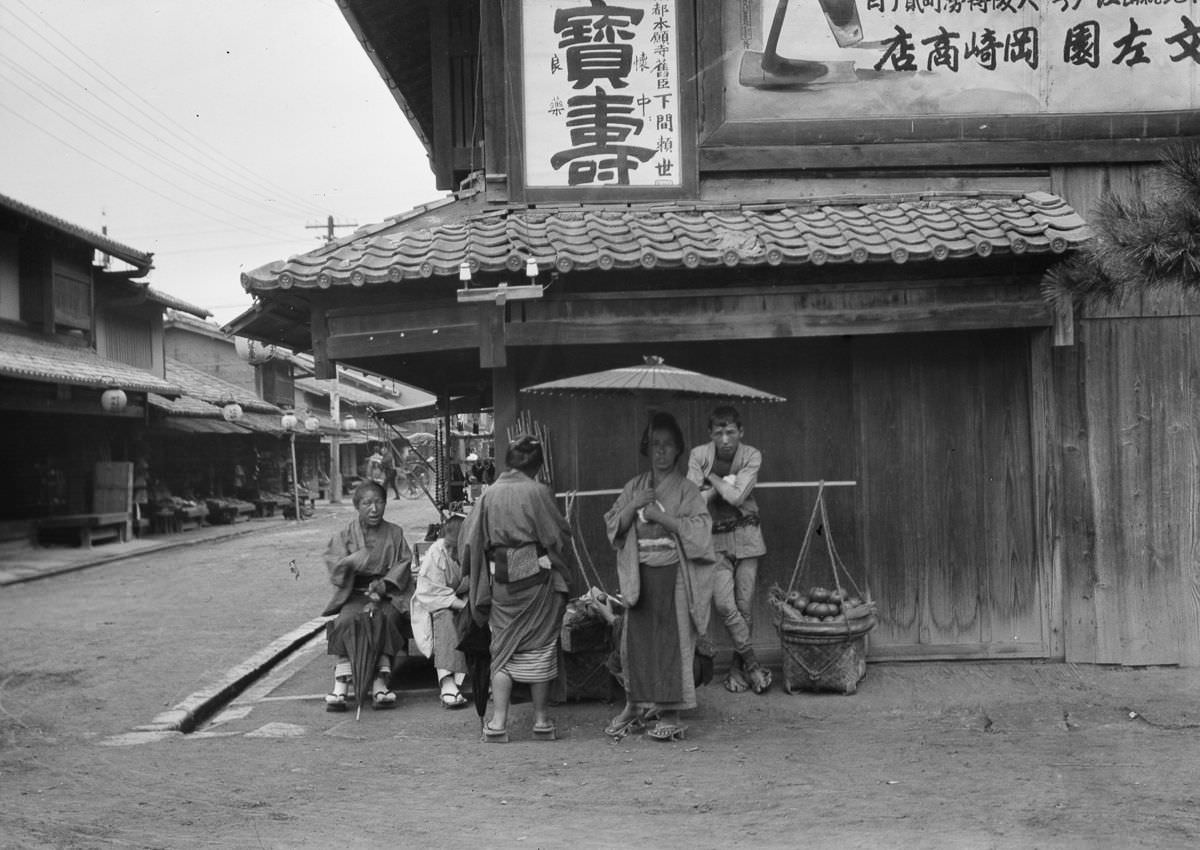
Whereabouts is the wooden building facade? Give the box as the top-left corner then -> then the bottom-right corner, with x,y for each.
231,1 -> 1200,666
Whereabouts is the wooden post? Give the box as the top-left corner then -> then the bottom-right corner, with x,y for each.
289,431 -> 301,522
329,383 -> 342,504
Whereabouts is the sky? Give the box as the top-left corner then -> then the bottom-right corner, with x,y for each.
0,0 -> 440,324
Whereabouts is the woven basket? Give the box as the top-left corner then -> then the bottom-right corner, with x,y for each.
781,630 -> 869,695
774,484 -> 875,694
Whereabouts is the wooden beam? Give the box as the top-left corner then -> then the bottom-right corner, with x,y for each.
325,324 -> 477,361
309,304 -> 336,379
506,303 -> 1052,347
477,304 -> 506,369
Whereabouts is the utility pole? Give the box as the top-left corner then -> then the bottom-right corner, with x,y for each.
306,215 -> 358,244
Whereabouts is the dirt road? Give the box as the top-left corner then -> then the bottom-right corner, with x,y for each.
2,500 -> 1199,849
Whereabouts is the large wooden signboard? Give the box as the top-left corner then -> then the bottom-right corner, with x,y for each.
702,0 -> 1200,164
513,0 -> 698,200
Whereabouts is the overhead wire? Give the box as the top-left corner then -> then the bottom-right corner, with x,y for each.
3,0 -> 334,221
0,73 -> 307,244
0,54 -> 312,237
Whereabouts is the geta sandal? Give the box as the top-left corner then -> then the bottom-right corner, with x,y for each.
324,693 -> 348,712
604,713 -> 643,739
646,723 -> 687,742
371,690 -> 397,709
440,691 -> 469,709
481,723 -> 509,743
532,722 -> 558,741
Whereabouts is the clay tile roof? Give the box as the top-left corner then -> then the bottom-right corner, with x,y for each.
0,330 -> 180,394
0,192 -> 152,273
241,192 -> 1091,292
164,358 -> 280,413
147,393 -> 224,417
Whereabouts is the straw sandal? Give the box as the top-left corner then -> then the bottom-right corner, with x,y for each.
724,668 -> 750,693
746,665 -> 773,694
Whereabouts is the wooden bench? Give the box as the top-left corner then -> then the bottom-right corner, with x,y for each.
37,512 -> 130,548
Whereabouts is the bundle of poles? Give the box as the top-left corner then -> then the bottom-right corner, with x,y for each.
508,410 -> 555,490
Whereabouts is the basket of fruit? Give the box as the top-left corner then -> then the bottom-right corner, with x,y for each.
770,484 -> 875,695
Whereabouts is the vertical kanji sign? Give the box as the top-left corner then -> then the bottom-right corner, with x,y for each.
521,0 -> 689,195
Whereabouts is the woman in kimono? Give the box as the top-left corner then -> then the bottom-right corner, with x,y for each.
321,480 -> 413,712
604,411 -> 716,741
412,511 -> 471,708
459,435 -> 572,742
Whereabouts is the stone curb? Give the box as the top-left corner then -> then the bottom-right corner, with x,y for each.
138,616 -> 332,734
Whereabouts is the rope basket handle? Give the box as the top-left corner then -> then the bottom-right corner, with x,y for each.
784,482 -> 867,602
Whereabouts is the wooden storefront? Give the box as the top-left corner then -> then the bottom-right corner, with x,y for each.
231,1 -> 1200,666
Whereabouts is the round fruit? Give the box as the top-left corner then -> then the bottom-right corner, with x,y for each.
829,588 -> 845,603
808,586 -> 830,603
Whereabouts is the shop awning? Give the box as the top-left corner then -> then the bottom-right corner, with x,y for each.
238,411 -> 288,436
156,417 -> 251,435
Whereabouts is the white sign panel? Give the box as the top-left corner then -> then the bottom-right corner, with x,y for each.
522,0 -> 684,190
727,0 -> 1200,120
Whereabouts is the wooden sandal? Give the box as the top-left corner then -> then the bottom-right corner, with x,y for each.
646,723 -> 687,742
482,723 -> 509,743
604,713 -> 643,739
532,722 -> 558,741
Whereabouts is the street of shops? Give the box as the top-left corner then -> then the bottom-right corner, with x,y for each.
2,498 -> 1199,848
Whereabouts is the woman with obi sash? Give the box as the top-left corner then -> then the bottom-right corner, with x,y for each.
604,411 -> 716,742
460,434 -> 572,742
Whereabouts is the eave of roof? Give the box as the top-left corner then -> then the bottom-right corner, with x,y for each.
146,290 -> 210,319
240,192 -> 1090,293
0,191 -> 153,274
0,329 -> 180,394
294,375 -> 405,409
164,357 -> 280,413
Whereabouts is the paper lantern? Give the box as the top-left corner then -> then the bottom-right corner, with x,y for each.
100,387 -> 128,413
304,414 -> 320,432
341,415 -> 358,430
280,411 -> 298,430
221,402 -> 244,422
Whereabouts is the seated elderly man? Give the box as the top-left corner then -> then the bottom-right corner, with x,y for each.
321,480 -> 414,712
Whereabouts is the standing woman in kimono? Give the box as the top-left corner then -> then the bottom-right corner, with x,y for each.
604,411 -> 716,741
459,434 -> 572,742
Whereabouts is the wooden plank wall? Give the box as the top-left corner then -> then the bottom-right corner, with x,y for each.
854,332 -> 1044,659
1052,162 -> 1200,667
516,339 -> 862,661
1055,316 -> 1200,666
514,330 -> 1046,661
